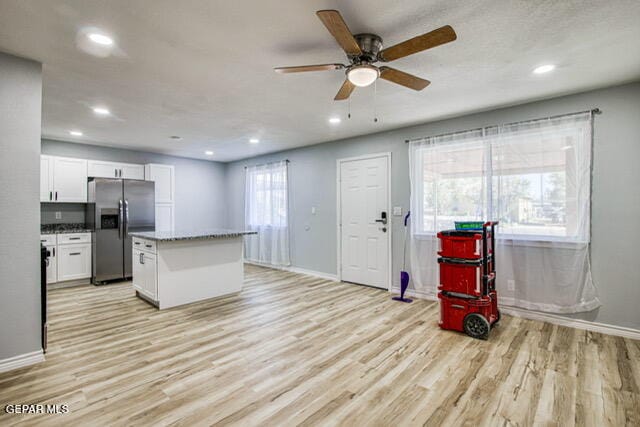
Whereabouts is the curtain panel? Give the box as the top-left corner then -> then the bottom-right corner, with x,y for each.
409,111 -> 600,313
244,160 -> 291,266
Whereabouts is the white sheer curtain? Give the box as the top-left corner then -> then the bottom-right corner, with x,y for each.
409,111 -> 600,313
244,160 -> 290,266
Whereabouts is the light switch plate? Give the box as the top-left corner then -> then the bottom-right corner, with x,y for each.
311,206 -> 316,215
55,211 -> 62,220
393,206 -> 403,216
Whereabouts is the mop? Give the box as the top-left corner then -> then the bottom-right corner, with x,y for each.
392,211 -> 413,303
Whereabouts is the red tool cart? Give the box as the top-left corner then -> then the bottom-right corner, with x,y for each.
437,222 -> 499,340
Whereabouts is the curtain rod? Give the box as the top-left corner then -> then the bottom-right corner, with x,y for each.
404,108 -> 601,144
244,159 -> 289,169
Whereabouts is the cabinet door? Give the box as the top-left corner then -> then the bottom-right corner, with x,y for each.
143,252 -> 157,300
88,160 -> 121,178
120,164 -> 145,180
40,156 -> 54,202
155,203 -> 174,231
53,157 -> 88,202
46,245 -> 57,284
145,164 -> 174,203
132,248 -> 145,293
57,243 -> 91,281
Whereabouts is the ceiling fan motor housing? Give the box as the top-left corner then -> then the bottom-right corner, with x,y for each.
351,33 -> 383,64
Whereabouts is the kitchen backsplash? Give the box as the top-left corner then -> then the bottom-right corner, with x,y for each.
41,203 -> 86,225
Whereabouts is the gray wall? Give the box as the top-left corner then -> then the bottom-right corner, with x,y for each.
41,140 -> 228,229
0,52 -> 43,360
226,81 -> 640,331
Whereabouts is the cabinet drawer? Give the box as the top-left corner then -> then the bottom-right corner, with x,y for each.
133,237 -> 156,253
58,233 -> 91,245
40,234 -> 56,246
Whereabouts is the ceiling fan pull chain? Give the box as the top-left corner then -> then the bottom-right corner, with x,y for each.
373,80 -> 378,123
348,97 -> 351,119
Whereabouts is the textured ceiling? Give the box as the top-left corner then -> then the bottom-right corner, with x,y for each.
0,0 -> 639,162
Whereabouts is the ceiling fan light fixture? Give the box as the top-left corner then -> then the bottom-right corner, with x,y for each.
347,65 -> 379,87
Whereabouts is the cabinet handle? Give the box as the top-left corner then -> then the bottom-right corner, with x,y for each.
115,168 -> 118,177
140,252 -> 144,264
145,244 -> 152,248
120,169 -> 123,177
55,191 -> 58,201
53,247 -> 55,257
134,242 -> 140,245
69,237 -> 81,240
49,191 -> 52,201
69,252 -> 81,256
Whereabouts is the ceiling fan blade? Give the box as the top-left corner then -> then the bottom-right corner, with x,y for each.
316,10 -> 362,56
274,64 -> 345,73
334,79 -> 356,100
378,25 -> 457,62
379,66 -> 431,91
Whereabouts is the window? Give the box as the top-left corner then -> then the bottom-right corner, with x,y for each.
411,112 -> 592,242
245,161 -> 288,227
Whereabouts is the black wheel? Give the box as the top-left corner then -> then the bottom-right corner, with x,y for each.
494,309 -> 501,325
464,313 -> 490,340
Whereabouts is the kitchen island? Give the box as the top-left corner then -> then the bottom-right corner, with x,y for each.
128,229 -> 256,309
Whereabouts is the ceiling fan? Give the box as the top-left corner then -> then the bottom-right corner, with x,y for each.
274,10 -> 457,100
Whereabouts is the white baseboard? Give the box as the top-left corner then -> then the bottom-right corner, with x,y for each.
244,261 -> 339,282
390,286 -> 640,340
0,349 -> 45,373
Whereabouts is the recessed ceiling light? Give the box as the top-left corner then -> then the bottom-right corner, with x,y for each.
249,138 -> 259,144
533,64 -> 555,74
92,106 -> 110,116
88,33 -> 114,46
69,130 -> 83,136
329,117 -> 341,124
205,150 -> 214,156
169,135 -> 182,140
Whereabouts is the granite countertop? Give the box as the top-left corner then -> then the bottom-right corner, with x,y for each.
41,223 -> 92,235
128,229 -> 257,242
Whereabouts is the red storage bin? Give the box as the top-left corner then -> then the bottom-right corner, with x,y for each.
437,229 -> 494,260
438,257 -> 491,297
438,291 -> 499,336
437,230 -> 482,259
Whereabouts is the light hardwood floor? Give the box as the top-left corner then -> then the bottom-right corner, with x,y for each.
1,264 -> 638,426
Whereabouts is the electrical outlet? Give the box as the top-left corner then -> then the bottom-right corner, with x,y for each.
55,211 -> 62,220
507,280 -> 515,291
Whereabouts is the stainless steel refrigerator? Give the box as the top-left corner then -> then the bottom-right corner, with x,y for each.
86,178 -> 155,284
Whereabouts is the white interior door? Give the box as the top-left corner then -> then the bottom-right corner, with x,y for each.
339,155 -> 390,289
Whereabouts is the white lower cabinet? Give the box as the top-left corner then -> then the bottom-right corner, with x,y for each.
57,243 -> 91,281
133,247 -> 157,301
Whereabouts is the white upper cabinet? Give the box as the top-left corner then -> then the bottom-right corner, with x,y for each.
40,155 -> 54,202
120,163 -> 145,180
52,157 -> 88,202
88,160 -> 144,180
87,160 -> 121,179
145,164 -> 175,203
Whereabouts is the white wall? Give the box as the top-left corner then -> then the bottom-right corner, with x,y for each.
0,52 -> 43,360
41,139 -> 228,230
226,81 -> 640,331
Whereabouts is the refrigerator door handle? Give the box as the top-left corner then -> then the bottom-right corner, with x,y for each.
119,199 -> 124,240
124,199 -> 129,237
